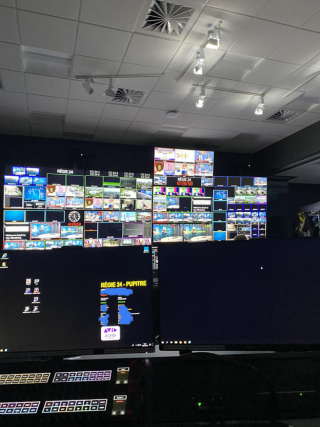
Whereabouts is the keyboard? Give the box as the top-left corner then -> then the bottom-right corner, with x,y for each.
0,373 -> 50,384
0,401 -> 40,414
53,370 -> 112,383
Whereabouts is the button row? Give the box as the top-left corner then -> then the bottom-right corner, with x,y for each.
0,402 -> 40,414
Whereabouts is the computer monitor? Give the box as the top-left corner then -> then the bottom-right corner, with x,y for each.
159,239 -> 320,351
0,247 -> 154,356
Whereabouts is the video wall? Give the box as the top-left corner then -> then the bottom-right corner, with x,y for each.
3,166 -> 152,250
153,148 -> 267,242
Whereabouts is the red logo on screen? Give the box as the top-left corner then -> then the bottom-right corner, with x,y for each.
68,223 -> 81,226
177,181 -> 193,186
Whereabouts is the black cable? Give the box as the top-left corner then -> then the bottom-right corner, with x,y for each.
181,351 -> 279,424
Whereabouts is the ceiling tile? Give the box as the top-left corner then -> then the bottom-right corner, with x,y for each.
167,43 -> 202,72
229,19 -> 296,58
122,122 -> 159,143
18,11 -> 77,54
283,95 -> 320,112
305,54 -> 320,69
94,118 -> 131,142
178,96 -> 220,114
69,80 -> 107,103
207,0 -> 269,16
64,115 -> 99,134
66,99 -> 105,118
262,88 -> 302,108
0,6 -> 19,43
0,70 -> 25,92
153,71 -> 202,96
270,30 -> 320,66
163,112 -> 204,128
207,52 -> 264,81
96,118 -> 131,131
80,0 -> 142,32
134,108 -> 167,125
27,94 -> 67,114
182,127 -> 239,141
303,10 -> 320,31
25,74 -> 69,98
218,92 -> 257,104
0,106 -> 28,120
72,56 -> 121,82
243,60 -> 300,87
258,0 -> 320,27
102,104 -> 139,120
143,92 -> 186,110
286,112 -> 320,127
0,91 -> 28,109
123,34 -> 180,69
207,101 -> 255,118
116,63 -> 163,92
76,23 -> 131,61
31,123 -> 63,138
278,66 -> 320,90
0,0 -> 14,6
184,7 -> 253,50
202,116 -> 257,133
16,0 -> 81,20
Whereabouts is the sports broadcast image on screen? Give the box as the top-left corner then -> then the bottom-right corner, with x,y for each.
3,166 -> 152,250
152,148 -> 267,244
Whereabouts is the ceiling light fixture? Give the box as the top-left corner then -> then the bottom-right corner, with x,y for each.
204,27 -> 221,50
103,78 -> 116,97
196,87 -> 206,108
82,78 -> 94,95
193,48 -> 205,75
255,95 -> 265,115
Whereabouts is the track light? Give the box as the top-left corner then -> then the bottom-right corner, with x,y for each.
193,48 -> 205,75
255,95 -> 265,115
196,87 -> 206,108
103,78 -> 116,97
82,78 -> 94,95
204,27 -> 221,50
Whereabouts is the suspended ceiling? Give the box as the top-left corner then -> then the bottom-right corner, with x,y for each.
1,0 -> 320,153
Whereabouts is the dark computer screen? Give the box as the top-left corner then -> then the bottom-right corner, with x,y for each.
159,239 -> 320,351
0,247 -> 153,356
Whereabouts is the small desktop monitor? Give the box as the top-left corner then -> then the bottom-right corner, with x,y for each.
159,239 -> 320,351
0,247 -> 153,356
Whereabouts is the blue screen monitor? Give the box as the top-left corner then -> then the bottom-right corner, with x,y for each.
4,211 -> 25,222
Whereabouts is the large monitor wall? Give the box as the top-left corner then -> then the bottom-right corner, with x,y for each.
153,148 -> 267,242
3,166 -> 152,250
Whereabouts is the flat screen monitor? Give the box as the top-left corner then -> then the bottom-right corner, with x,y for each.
159,239 -> 320,351
3,166 -> 153,250
0,247 -> 154,356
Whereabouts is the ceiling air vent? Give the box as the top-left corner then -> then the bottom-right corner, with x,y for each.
142,0 -> 194,36
112,89 -> 145,105
265,110 -> 303,123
